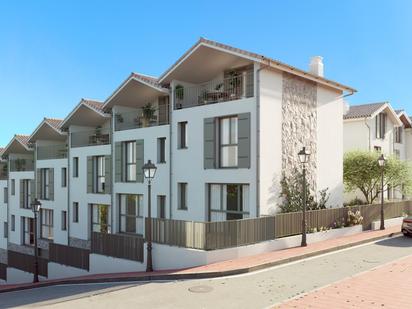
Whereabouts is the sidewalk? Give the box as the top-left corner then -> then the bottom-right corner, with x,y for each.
0,225 -> 401,293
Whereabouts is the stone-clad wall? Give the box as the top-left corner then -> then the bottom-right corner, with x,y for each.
281,72 -> 317,193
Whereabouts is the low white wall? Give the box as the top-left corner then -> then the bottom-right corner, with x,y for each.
153,225 -> 363,270
89,253 -> 146,274
48,262 -> 89,279
371,216 -> 404,230
5,268 -> 46,285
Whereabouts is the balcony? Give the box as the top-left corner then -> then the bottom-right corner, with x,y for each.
0,162 -> 7,180
174,70 -> 254,110
71,128 -> 111,148
114,103 -> 170,132
37,144 -> 68,160
9,158 -> 34,172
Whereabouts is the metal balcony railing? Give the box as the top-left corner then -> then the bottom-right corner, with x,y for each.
0,162 -> 7,179
9,158 -> 34,172
174,70 -> 254,110
114,104 -> 170,132
71,128 -> 111,148
37,144 -> 68,160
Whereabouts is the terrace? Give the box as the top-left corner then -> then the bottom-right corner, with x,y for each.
71,128 -> 111,148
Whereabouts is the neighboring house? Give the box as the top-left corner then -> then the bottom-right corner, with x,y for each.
28,118 -> 68,247
0,148 -> 8,271
0,38 -> 356,282
395,109 -> 412,161
343,102 -> 404,201
60,99 -> 112,250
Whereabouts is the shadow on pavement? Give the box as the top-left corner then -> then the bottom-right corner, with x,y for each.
0,282 -> 148,308
374,235 -> 412,248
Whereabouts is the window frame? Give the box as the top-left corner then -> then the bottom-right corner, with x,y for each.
40,208 -> 53,240
73,157 -> 79,178
73,202 -> 79,223
61,211 -> 67,231
40,168 -> 50,200
157,137 -> 166,163
178,121 -> 188,149
395,126 -> 402,144
219,116 -> 238,168
22,217 -> 34,246
157,195 -> 166,218
11,215 -> 15,231
93,156 -> 106,193
124,141 -> 137,182
119,194 -> 144,235
91,204 -> 110,234
11,179 -> 15,196
22,179 -> 31,209
177,183 -> 188,210
61,167 -> 67,187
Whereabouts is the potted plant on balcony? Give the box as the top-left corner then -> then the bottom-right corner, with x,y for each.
141,103 -> 157,128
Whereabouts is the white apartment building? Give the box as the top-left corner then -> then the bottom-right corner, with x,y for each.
0,38 -> 356,283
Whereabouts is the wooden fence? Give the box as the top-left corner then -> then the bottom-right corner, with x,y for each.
150,200 -> 412,250
0,263 -> 7,280
49,243 -> 90,270
91,232 -> 144,262
7,250 -> 48,277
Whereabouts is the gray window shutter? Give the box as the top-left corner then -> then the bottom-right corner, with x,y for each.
238,113 -> 251,168
204,117 -> 216,169
36,168 -> 41,199
115,142 -> 122,183
136,139 -> 144,183
19,180 -> 24,208
30,179 -> 35,203
87,156 -> 93,193
49,168 -> 54,201
105,155 -> 112,194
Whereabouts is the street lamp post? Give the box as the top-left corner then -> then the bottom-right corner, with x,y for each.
378,154 -> 386,230
142,160 -> 157,272
298,147 -> 310,247
31,198 -> 41,283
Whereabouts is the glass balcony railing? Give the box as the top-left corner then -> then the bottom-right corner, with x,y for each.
9,158 -> 34,172
71,128 -> 111,148
37,144 -> 68,160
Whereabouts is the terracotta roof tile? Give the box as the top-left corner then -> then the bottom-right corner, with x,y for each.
343,102 -> 387,120
15,134 -> 31,147
82,99 -> 105,113
0,148 -> 4,157
44,118 -> 63,131
131,73 -> 164,88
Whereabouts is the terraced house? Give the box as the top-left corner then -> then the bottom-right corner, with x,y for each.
0,38 -> 356,284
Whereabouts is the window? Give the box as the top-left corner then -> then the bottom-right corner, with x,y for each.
157,195 -> 166,218
374,146 -> 382,153
41,209 -> 53,240
395,127 -> 402,143
11,179 -> 15,195
40,168 -> 50,200
91,204 -> 110,233
3,222 -> 8,238
178,183 -> 187,210
209,184 -> 250,221
178,122 -> 187,149
219,116 -> 238,167
94,156 -> 106,193
73,157 -> 79,177
395,149 -> 401,159
3,187 -> 7,203
73,202 -> 79,223
61,168 -> 67,187
22,217 -> 34,246
61,211 -> 67,231
21,179 -> 31,209
157,137 -> 166,163
375,113 -> 386,139
125,141 -> 136,182
119,194 -> 143,234
11,215 -> 15,231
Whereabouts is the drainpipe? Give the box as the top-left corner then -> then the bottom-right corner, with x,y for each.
67,130 -> 71,245
110,111 -> 114,232
364,117 -> 371,151
168,89 -> 173,219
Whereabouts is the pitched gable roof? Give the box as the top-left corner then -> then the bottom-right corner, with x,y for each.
44,118 -> 63,130
159,37 -> 356,93
343,102 -> 387,120
29,118 -> 66,143
2,134 -> 33,157
15,135 -> 31,148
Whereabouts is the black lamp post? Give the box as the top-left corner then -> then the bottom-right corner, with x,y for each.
31,198 -> 41,283
142,159 -> 157,272
378,154 -> 386,230
298,147 -> 310,247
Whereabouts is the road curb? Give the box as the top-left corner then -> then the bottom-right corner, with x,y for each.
0,231 -> 401,294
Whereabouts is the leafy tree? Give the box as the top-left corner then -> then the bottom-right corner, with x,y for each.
279,169 -> 329,213
343,151 -> 412,204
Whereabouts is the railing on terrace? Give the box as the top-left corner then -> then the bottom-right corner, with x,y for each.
114,105 -> 170,132
71,128 -> 111,148
7,250 -> 48,277
0,162 -> 8,179
49,243 -> 90,270
37,144 -> 68,160
9,158 -> 34,172
149,200 -> 412,250
174,71 -> 254,110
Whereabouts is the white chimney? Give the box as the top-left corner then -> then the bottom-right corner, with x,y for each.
309,56 -> 324,77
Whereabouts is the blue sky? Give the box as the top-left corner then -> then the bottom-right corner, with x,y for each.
0,0 -> 411,146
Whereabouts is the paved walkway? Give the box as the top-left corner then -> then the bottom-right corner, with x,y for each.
277,253 -> 412,309
0,225 -> 401,293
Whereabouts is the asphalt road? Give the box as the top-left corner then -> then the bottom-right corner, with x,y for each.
1,235 -> 411,309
